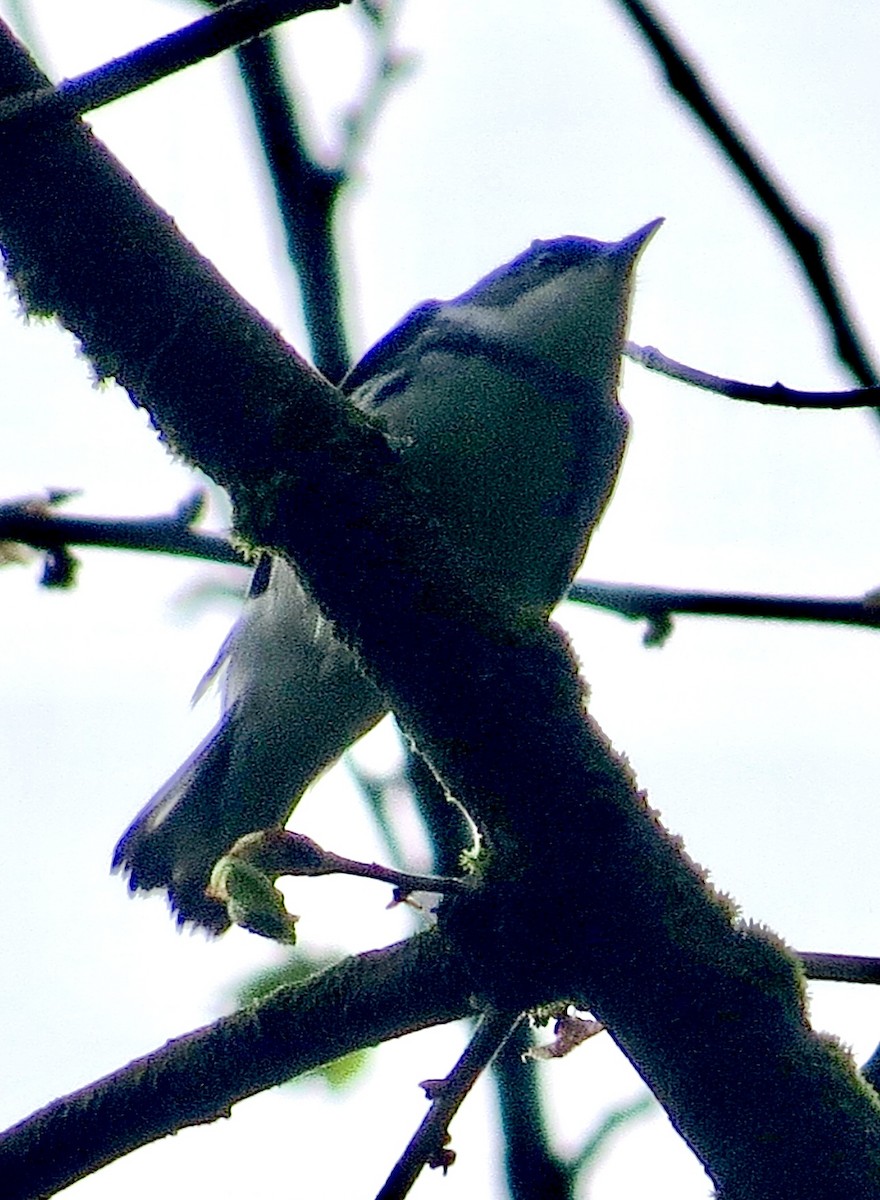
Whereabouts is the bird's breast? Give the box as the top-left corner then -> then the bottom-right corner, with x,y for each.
359,348 -> 627,617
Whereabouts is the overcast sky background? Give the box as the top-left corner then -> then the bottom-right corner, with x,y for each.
2,2 -> 880,1197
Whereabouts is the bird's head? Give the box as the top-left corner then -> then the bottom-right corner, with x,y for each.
449,218 -> 663,382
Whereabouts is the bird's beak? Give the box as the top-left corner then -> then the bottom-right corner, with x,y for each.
614,217 -> 665,262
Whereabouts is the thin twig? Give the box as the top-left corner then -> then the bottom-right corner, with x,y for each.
317,851 -> 473,898
616,0 -> 879,388
0,0 -> 350,127
222,827 -> 476,896
0,498 -> 243,565
209,828 -> 476,942
337,0 -> 414,179
567,580 -> 880,637
626,342 -> 880,409
568,1095 -> 654,1179
375,1010 -> 525,1200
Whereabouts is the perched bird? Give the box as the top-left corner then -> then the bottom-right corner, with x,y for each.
113,219 -> 662,931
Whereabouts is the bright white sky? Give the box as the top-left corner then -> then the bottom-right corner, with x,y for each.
2,3 -> 880,1198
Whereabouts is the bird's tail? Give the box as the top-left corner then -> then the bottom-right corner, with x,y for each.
112,709 -> 273,931
114,557 -> 388,932
113,673 -> 386,931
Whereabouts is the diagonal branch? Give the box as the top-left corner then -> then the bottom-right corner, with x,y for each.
2,19 -> 880,1198
0,0 -> 352,127
376,1010 -> 525,1200
616,0 -> 879,390
0,934 -> 473,1200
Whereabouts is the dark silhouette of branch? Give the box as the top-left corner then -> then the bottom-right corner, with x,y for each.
230,32 -> 349,380
0,492 -> 242,566
0,934 -> 474,1200
203,0 -> 409,382
615,0 -> 879,390
6,498 -> 880,651
567,579 -> 880,640
404,750 -> 571,1200
349,747 -> 570,1200
376,1010 -> 525,1200
626,341 -> 880,408
492,1021 -> 573,1200
0,0 -> 352,127
798,953 -> 880,986
349,754 -> 572,1200
3,19 -> 880,1198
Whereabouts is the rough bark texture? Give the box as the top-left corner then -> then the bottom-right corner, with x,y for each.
1,18 -> 880,1199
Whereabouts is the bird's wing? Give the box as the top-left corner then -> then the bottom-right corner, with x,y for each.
341,301 -> 442,397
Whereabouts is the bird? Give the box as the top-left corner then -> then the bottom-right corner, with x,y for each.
113,218 -> 663,931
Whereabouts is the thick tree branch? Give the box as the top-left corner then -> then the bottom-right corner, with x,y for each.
2,19 -> 880,1199
0,934 -> 473,1200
